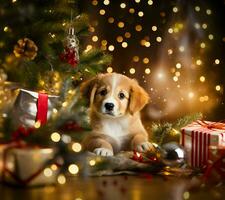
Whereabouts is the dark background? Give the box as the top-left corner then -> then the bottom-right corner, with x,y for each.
80,0 -> 225,122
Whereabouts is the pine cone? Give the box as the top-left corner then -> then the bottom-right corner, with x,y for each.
13,38 -> 38,60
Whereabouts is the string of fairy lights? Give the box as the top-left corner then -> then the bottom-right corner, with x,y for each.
83,0 -> 224,118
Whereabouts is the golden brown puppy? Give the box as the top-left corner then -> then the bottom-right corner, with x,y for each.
80,73 -> 153,156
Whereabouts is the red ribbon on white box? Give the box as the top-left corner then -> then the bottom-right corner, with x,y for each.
181,120 -> 225,168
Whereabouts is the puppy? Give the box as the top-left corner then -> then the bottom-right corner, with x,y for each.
80,73 -> 153,156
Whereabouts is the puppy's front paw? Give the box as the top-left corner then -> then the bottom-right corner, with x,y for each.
93,148 -> 114,156
134,142 -> 154,153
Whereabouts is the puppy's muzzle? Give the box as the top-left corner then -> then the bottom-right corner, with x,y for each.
104,103 -> 114,112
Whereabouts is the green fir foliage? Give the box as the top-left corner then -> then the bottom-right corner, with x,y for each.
151,113 -> 203,145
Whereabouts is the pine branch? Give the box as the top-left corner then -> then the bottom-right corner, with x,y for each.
151,113 -> 203,145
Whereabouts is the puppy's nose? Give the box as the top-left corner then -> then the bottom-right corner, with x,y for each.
105,103 -> 114,111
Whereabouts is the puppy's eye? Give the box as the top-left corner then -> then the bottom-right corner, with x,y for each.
100,89 -> 107,96
119,92 -> 125,100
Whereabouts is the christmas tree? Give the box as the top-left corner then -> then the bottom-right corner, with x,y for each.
0,0 -> 111,135
0,0 -> 111,185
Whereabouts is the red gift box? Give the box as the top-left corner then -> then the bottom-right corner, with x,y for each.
181,120 -> 225,168
203,147 -> 225,183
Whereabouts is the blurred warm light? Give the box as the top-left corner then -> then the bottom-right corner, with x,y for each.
168,49 -> 173,55
84,45 -> 93,53
135,25 -> 142,31
107,67 -> 113,73
62,101 -> 68,107
171,68 -> 176,73
89,160 -> 96,166
152,26 -> 157,31
120,3 -> 126,8
51,132 -> 61,142
199,96 -> 204,102
53,108 -> 58,114
215,85 -> 221,91
194,23 -> 200,29
129,8 -> 135,14
144,41 -> 150,47
200,42 -> 206,48
92,35 -> 98,42
101,40 -> 107,46
108,45 -> 114,51
72,142 -> 82,152
57,174 -> 66,184
108,17 -> 114,23
3,26 -> 9,32
34,121 -> 41,129
12,0 -> 17,2
199,76 -> 205,82
68,164 -> 79,175
215,59 -> 220,64
157,72 -> 164,79
173,7 -> 178,13
117,36 -> 123,43
179,46 -> 185,52
168,28 -> 173,33
143,57 -> 149,64
51,164 -> 58,171
208,34 -> 214,40
135,0 -> 141,3
92,0 -> 98,6
202,23 -> 207,29
129,68 -> 135,74
89,26 -> 95,32
101,46 -> 107,50
145,68 -> 151,74
195,6 -> 200,12
188,92 -> 194,99
125,32 -> 131,38
118,22 -> 125,28
173,76 -> 178,82
44,168 -> 53,177
175,71 -> 180,77
99,9 -> 105,15
133,56 -> 139,62
176,63 -> 182,69
196,59 -> 202,65
206,9 -> 212,15
148,0 -> 153,5
138,11 -> 144,17
156,36 -> 162,42
103,0 -> 110,5
183,191 -> 190,200
122,42 -> 128,48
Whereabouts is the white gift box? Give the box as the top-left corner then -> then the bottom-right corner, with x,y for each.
0,144 -> 58,186
13,89 -> 58,128
181,120 -> 225,168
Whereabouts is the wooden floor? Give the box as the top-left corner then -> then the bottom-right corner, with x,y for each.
0,175 -> 224,200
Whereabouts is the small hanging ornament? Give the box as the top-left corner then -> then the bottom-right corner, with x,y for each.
60,27 -> 79,67
13,38 -> 38,60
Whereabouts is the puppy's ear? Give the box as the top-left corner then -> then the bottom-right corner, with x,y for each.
128,80 -> 150,115
80,77 -> 98,106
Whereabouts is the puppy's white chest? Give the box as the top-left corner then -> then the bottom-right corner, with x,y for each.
101,119 -> 129,142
